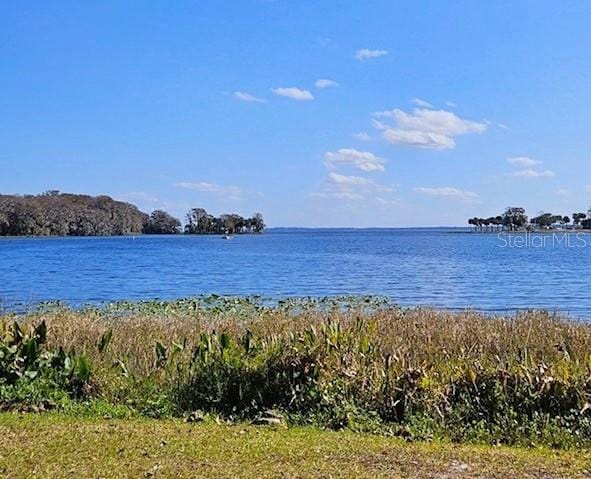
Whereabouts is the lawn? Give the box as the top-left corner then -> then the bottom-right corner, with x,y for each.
0,413 -> 590,479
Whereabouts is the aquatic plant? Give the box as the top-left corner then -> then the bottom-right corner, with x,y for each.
0,319 -> 94,408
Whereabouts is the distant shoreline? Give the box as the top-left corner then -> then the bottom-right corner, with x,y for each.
458,229 -> 591,235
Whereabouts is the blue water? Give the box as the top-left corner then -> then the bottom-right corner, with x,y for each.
1,229 -> 590,315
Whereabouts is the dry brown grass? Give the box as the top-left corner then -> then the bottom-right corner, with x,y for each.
11,306 -> 590,377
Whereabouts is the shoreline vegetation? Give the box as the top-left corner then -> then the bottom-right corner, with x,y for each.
0,191 -> 265,237
2,297 -> 591,451
469,206 -> 591,233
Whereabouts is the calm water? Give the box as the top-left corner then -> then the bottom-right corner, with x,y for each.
1,229 -> 590,315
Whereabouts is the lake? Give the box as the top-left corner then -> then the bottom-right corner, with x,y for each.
1,228 -> 590,315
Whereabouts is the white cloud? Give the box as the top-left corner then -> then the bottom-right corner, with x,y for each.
507,156 -> 541,167
376,108 -> 487,136
271,87 -> 314,101
414,186 -> 479,201
382,129 -> 456,150
329,173 -> 392,193
315,79 -> 339,89
315,147 -> 393,202
506,156 -> 554,178
328,171 -> 371,186
174,181 -> 243,200
376,197 -> 399,207
354,132 -> 371,141
412,98 -> 433,108
498,123 -> 508,129
324,148 -> 386,172
233,91 -> 266,103
355,48 -> 388,61
373,108 -> 487,150
509,169 -> 555,178
446,101 -> 457,108
311,191 -> 363,201
313,168 -> 393,202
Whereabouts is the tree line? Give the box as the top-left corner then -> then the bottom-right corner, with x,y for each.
0,191 -> 265,237
184,208 -> 265,234
469,207 -> 591,232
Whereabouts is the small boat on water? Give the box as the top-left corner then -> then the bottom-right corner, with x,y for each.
221,235 -> 233,240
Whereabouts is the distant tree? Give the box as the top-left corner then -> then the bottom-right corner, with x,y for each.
143,210 -> 181,234
531,212 -> 555,229
185,208 -> 209,234
252,213 -> 265,233
573,213 -> 587,227
183,208 -> 265,235
502,207 -> 528,231
0,192 -> 149,237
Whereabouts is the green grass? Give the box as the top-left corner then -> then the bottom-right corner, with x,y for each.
1,412 -> 590,479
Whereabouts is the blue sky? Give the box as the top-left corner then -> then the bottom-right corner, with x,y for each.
2,1 -> 591,227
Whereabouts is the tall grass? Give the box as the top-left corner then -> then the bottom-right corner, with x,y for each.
3,298 -> 591,446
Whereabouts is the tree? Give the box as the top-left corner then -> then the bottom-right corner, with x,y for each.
573,213 -> 587,227
185,208 -> 209,234
183,208 -> 265,235
0,192 -> 150,237
143,210 -> 181,234
252,213 -> 265,233
502,207 -> 528,231
531,212 -> 555,229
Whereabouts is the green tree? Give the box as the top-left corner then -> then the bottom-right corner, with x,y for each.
503,207 -> 528,231
144,210 -> 181,234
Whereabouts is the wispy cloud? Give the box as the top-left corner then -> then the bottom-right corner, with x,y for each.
355,48 -> 388,61
324,148 -> 385,172
376,197 -> 399,207
508,169 -> 555,178
233,91 -> 266,103
328,171 -> 372,186
311,191 -> 363,201
313,172 -> 393,201
507,156 -> 541,167
506,156 -> 554,178
414,186 -> 479,201
174,181 -> 243,200
271,87 -> 314,101
353,132 -> 371,141
373,107 -> 487,150
412,98 -> 433,108
555,188 -> 570,197
315,79 -> 339,89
